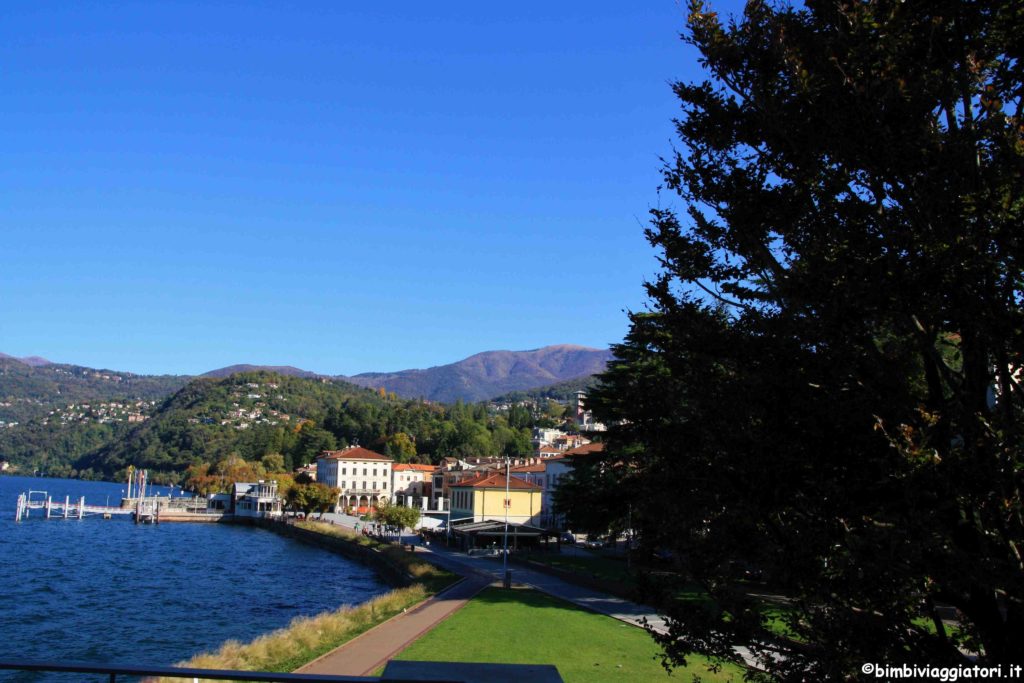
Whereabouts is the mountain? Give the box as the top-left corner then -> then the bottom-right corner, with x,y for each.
0,356 -> 189,424
73,371 -> 381,480
202,364 -> 321,379
0,352 -> 52,367
71,369 -> 538,482
0,356 -> 192,476
342,344 -> 614,403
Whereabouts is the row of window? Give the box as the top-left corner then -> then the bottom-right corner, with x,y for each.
340,466 -> 388,477
340,481 -> 388,491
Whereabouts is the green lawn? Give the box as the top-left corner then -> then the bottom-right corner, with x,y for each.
520,550 -> 634,585
391,587 -> 745,682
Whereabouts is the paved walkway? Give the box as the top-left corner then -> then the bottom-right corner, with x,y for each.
296,574 -> 492,677
296,516 -> 763,673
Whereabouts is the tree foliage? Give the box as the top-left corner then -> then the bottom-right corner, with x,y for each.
586,0 -> 1024,677
286,482 -> 340,516
374,501 -> 422,532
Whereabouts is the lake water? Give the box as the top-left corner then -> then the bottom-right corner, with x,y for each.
0,475 -> 389,681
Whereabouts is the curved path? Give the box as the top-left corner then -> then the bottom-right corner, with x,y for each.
296,572 -> 491,677
297,513 -> 687,676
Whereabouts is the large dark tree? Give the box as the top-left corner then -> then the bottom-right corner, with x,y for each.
585,0 -> 1024,678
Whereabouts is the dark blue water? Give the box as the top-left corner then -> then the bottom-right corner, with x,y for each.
0,475 -> 388,681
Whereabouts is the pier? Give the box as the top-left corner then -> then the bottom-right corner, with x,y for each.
14,490 -> 222,523
14,490 -> 132,522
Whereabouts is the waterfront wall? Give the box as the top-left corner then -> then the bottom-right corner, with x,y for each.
234,518 -> 417,588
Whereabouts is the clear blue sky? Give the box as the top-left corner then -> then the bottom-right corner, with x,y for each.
2,1 -> 744,376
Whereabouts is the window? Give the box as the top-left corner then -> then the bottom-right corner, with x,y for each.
342,467 -> 347,475
363,468 -> 367,476
373,469 -> 377,477
341,481 -> 346,489
383,482 -> 387,489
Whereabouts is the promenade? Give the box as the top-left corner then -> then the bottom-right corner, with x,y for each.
299,513 -> 674,676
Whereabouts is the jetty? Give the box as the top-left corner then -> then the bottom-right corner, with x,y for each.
14,490 -> 131,521
13,469 -> 278,524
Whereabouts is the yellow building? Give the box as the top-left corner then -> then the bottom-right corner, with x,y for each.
449,472 -> 543,526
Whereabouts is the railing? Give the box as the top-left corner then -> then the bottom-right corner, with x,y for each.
0,659 -> 462,682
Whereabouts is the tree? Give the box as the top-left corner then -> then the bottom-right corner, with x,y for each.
382,432 -> 417,461
588,1 -> 1024,678
260,452 -> 286,473
286,482 -> 339,516
374,501 -> 422,538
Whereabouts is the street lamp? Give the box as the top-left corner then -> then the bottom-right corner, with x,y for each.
502,455 -> 511,588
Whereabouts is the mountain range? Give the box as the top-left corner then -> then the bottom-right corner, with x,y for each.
3,344 -> 612,407
340,344 -> 613,402
1,344 -> 612,479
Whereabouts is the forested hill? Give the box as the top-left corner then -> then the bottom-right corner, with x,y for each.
488,375 -> 600,404
344,344 -> 613,402
72,370 -> 540,483
0,356 -> 188,424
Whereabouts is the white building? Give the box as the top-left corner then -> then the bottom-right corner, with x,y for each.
316,446 -> 393,512
542,442 -> 604,529
231,480 -> 283,518
391,463 -> 436,507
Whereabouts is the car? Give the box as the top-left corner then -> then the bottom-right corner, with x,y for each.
560,532 -> 577,545
583,536 -> 605,549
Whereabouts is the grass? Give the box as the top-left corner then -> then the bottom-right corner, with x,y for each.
160,585 -> 430,681
154,520 -> 456,681
391,587 -> 746,683
520,549 -> 635,586
294,521 -> 455,593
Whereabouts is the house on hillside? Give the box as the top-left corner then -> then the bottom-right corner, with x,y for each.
316,446 -> 393,513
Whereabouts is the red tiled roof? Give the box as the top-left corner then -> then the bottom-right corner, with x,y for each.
393,463 -> 437,472
318,446 -> 392,462
451,473 -> 541,491
510,464 -> 545,473
563,442 -> 604,457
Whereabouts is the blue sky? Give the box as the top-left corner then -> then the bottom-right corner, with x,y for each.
2,1 -> 745,376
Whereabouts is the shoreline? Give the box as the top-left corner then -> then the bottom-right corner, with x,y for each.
154,519 -> 459,679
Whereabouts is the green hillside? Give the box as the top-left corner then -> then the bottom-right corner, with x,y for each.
0,357 -> 187,423
488,375 -> 599,404
0,358 -> 189,476
72,371 -> 536,483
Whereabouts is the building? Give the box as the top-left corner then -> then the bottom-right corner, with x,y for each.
543,442 -> 604,530
204,480 -> 283,518
316,446 -> 393,512
573,392 -> 606,432
391,463 -> 436,507
509,462 -> 545,489
232,480 -> 283,518
449,472 -> 543,527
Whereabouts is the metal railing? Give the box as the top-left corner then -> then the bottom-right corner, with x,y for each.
0,659 -> 462,682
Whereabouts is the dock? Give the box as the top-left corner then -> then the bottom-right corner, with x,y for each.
13,490 -> 224,524
14,490 -> 131,521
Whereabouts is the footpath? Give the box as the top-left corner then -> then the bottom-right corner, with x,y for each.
296,573 -> 491,677
297,513 -> 687,676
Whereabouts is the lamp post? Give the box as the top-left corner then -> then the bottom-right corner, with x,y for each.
502,455 -> 511,588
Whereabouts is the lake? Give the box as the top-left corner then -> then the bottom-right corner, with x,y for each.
0,475 -> 388,681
